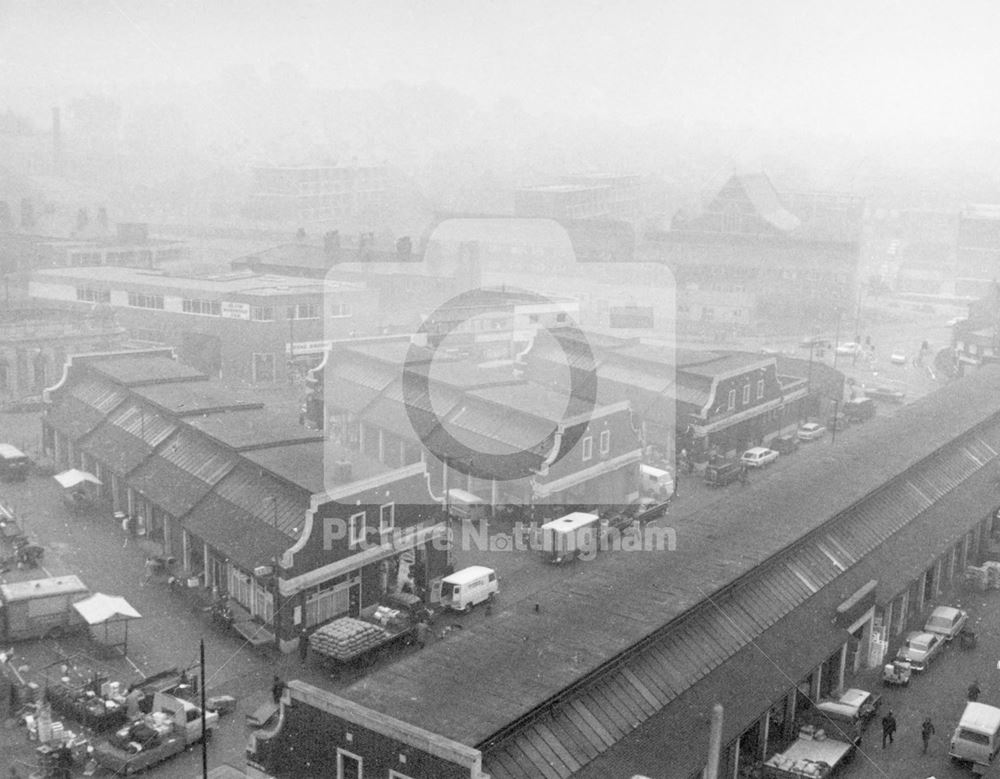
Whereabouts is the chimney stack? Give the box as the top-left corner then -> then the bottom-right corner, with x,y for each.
52,107 -> 62,176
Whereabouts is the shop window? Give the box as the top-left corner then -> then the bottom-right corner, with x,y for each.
379,503 -> 395,535
348,511 -> 366,548
126,292 -> 164,309
336,748 -> 363,779
251,306 -> 274,321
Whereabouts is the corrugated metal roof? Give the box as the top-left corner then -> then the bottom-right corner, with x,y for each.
79,423 -> 154,475
127,458 -> 217,518
324,376 -> 383,414
479,428 -> 1000,778
159,428 -> 236,483
70,376 -> 129,412
183,492 -> 293,570
45,396 -> 108,439
211,463 -> 308,538
86,355 -> 206,386
108,402 -> 176,447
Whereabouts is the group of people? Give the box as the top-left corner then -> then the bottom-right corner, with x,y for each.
879,680 -> 984,755
879,709 -> 934,754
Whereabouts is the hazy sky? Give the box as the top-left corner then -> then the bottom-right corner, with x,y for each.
3,0 -> 1000,141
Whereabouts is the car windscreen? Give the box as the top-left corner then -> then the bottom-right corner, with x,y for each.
958,728 -> 991,746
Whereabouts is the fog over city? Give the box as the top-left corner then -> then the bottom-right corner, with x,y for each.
4,2 -> 1000,779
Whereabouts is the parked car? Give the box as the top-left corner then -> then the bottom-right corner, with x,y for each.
836,342 -> 861,356
797,423 -> 826,442
809,688 -> 883,739
844,397 -> 876,423
924,605 -> 969,641
947,317 -> 967,327
864,386 -> 906,404
704,461 -> 742,487
895,631 -> 944,672
771,435 -> 799,455
740,447 -> 778,468
890,351 -> 907,365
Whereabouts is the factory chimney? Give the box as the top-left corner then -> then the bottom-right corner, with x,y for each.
52,107 -> 62,176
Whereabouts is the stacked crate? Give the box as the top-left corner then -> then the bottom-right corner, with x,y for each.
309,618 -> 389,661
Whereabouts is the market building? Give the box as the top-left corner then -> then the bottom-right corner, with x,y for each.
41,349 -> 450,653
310,336 -> 644,517
26,265 -> 379,384
247,365 -> 1000,778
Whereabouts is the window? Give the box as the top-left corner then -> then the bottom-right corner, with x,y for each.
742,385 -> 750,404
330,302 -> 352,317
757,379 -> 765,399
336,748 -> 363,779
181,298 -> 221,316
252,353 -> 275,383
75,287 -> 110,304
379,503 -> 395,535
727,389 -> 736,410
251,306 -> 274,321
599,429 -> 610,454
286,303 -> 320,320
582,436 -> 593,461
126,292 -> 164,309
348,511 -> 366,548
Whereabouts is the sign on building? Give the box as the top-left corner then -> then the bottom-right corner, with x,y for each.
221,302 -> 251,320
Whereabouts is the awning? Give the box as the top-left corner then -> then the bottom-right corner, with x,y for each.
53,469 -> 102,489
73,593 -> 141,624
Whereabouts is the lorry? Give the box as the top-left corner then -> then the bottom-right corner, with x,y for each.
92,691 -> 218,775
309,611 -> 418,669
762,730 -> 858,778
0,575 -> 90,641
949,701 -> 1000,770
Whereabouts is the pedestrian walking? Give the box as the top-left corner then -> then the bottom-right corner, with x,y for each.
881,710 -> 897,748
416,620 -> 430,649
140,557 -> 156,587
920,717 -> 935,754
298,628 -> 309,664
969,680 -> 982,701
271,675 -> 286,704
121,514 -> 131,548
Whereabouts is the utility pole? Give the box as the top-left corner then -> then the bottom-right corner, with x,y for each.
832,308 -> 842,370
200,638 -> 208,779
831,398 -> 840,445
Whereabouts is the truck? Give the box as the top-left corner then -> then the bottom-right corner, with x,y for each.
92,691 -> 218,775
762,731 -> 858,778
309,611 -> 418,669
0,575 -> 90,641
540,512 -> 602,563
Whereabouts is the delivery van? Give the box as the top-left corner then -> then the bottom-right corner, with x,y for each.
950,702 -> 1000,768
540,512 -> 602,564
440,566 -> 498,613
0,444 -> 30,481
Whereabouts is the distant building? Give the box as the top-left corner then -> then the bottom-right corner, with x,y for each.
27,266 -> 379,384
245,163 -> 409,227
0,222 -> 185,275
644,173 -> 864,332
514,174 -> 641,223
956,204 -> 1000,297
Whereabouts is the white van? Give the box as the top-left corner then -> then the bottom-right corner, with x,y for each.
440,566 -> 498,613
640,464 -> 673,498
950,702 -> 1000,767
540,512 -> 602,564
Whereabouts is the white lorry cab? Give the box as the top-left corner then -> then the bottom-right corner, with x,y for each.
950,702 -> 1000,767
440,566 -> 498,612
640,464 -> 673,499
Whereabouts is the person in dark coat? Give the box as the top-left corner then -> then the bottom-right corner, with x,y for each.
969,680 -> 982,701
271,675 -> 285,704
881,710 -> 897,748
921,717 -> 935,754
298,628 -> 309,663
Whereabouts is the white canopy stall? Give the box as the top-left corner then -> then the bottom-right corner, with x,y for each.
72,593 -> 141,658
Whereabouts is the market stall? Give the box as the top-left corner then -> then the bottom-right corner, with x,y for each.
53,469 -> 102,513
72,593 -> 141,659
